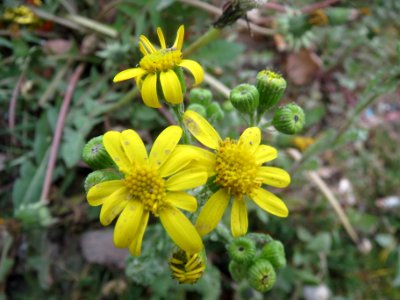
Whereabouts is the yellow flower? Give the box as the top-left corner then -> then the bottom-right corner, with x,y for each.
169,249 -> 206,284
113,25 -> 204,108
87,126 -> 207,256
183,110 -> 291,237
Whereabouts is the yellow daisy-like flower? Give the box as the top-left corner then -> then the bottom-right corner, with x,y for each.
183,110 -> 291,237
87,126 -> 207,256
113,25 -> 204,108
169,249 -> 206,284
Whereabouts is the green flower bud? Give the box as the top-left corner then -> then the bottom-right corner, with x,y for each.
260,240 -> 287,270
228,236 -> 256,263
187,103 -> 207,117
256,70 -> 287,112
272,103 -> 305,135
228,260 -> 248,282
84,168 -> 123,193
230,84 -> 259,114
326,8 -> 354,25
189,88 -> 212,106
206,102 -> 224,120
82,135 -> 115,169
248,259 -> 277,293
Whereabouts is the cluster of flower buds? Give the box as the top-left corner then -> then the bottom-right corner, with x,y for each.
188,88 -> 224,121
229,69 -> 305,135
227,234 -> 286,293
82,136 -> 122,191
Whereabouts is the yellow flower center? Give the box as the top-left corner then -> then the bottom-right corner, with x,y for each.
139,47 -> 182,72
124,165 -> 167,216
215,138 -> 261,197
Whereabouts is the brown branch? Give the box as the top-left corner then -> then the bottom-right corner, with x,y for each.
8,74 -> 25,146
40,63 -> 85,204
158,106 -> 176,125
301,0 -> 341,13
265,2 -> 288,13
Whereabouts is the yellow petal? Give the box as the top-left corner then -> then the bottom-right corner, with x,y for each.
99,188 -> 131,225
165,167 -> 207,191
158,145 -> 195,178
121,129 -> 148,165
251,188 -> 289,217
129,211 -> 149,256
174,145 -> 216,176
254,145 -> 278,164
141,73 -> 161,108
159,206 -> 203,254
87,180 -> 125,206
139,42 -> 149,56
179,60 -> 204,85
195,189 -> 230,236
239,127 -> 261,154
166,191 -> 197,212
113,68 -> 147,83
173,25 -> 184,51
257,167 -> 291,188
103,131 -> 131,171
231,196 -> 248,237
113,201 -> 144,248
139,34 -> 156,53
160,70 -> 183,104
157,27 -> 166,49
183,110 -> 222,150
149,125 -> 182,168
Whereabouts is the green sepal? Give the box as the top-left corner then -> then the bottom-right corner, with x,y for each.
189,88 -> 212,106
256,70 -> 287,113
82,135 -> 115,170
260,240 -> 287,270
227,236 -> 256,263
272,103 -> 305,135
248,259 -> 277,293
84,168 -> 123,193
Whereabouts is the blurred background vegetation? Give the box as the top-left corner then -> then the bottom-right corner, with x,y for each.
1,0 -> 400,299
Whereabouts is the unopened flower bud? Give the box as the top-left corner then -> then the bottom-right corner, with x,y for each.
189,88 -> 212,106
260,240 -> 287,270
256,70 -> 287,112
228,236 -> 256,263
168,249 -> 206,284
228,260 -> 248,282
82,136 -> 115,169
187,103 -> 207,117
230,84 -> 259,114
84,168 -> 123,193
272,103 -> 305,135
207,102 -> 224,120
248,259 -> 277,293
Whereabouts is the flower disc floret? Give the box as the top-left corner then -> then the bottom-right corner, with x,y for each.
124,165 -> 167,216
139,48 -> 182,73
215,138 -> 261,197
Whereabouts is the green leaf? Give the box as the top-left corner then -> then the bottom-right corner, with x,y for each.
193,40 -> 245,68
61,128 -> 85,168
12,150 -> 49,208
307,232 -> 332,253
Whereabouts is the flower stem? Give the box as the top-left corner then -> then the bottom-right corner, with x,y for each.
183,27 -> 221,57
171,104 -> 191,144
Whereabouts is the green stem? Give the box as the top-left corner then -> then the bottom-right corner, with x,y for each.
105,88 -> 138,114
183,27 -> 221,57
171,103 -> 191,144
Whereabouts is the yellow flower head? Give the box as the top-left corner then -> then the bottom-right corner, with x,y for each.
113,25 -> 204,108
169,249 -> 206,284
183,110 -> 291,237
87,126 -> 208,256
